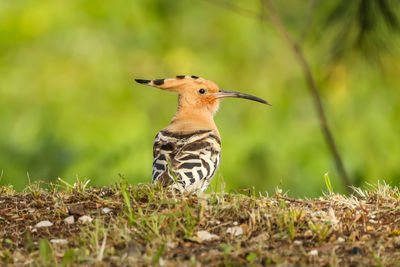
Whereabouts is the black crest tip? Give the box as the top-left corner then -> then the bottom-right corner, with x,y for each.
135,79 -> 151,84
153,79 -> 165,85
191,75 -> 199,79
176,75 -> 186,79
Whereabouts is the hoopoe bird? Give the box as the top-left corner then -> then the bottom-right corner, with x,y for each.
135,75 -> 271,192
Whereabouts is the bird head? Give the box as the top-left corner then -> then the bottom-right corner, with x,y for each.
135,75 -> 271,115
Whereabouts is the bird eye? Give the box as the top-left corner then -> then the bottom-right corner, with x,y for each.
198,88 -> 206,94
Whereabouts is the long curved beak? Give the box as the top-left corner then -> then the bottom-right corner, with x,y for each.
215,89 -> 272,106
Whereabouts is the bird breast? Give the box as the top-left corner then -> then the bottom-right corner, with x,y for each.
152,129 -> 221,192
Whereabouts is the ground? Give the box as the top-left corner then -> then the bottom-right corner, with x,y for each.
1,179 -> 400,266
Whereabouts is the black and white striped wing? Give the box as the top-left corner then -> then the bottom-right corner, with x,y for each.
152,130 -> 221,192
152,131 -> 175,186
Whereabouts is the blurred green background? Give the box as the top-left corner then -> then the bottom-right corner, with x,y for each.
1,0 -> 399,197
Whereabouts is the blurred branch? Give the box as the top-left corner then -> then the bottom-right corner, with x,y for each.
261,0 -> 351,191
204,0 -> 352,191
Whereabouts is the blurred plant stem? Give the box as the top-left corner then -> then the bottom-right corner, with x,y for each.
206,0 -> 352,192
261,0 -> 351,191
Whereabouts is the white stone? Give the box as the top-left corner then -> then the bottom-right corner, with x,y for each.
263,214 -> 272,219
196,231 -> 219,241
64,216 -> 75,224
35,220 -> 53,228
50,239 -> 68,245
101,207 -> 111,214
309,249 -> 318,256
337,237 -> 345,243
226,226 -> 243,236
294,240 -> 303,245
165,241 -> 177,249
78,215 -> 93,224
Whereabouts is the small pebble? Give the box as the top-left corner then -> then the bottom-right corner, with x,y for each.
35,220 -> 53,228
196,231 -> 219,241
309,249 -> 318,256
64,216 -> 75,225
337,237 -> 345,243
294,240 -> 303,246
165,241 -> 177,249
226,226 -> 243,236
78,215 -> 93,224
50,239 -> 68,245
101,207 -> 111,214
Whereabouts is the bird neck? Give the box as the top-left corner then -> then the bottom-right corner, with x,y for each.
165,106 -> 220,137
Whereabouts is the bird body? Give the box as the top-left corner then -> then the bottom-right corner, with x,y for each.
135,75 -> 270,192
152,129 -> 220,192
